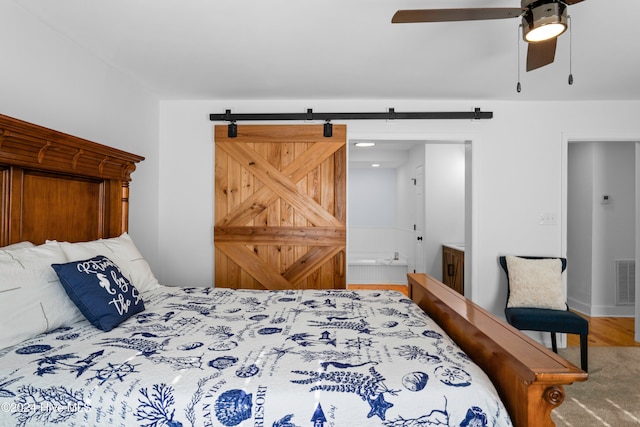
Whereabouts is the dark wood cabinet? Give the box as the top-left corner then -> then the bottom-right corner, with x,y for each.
442,245 -> 464,295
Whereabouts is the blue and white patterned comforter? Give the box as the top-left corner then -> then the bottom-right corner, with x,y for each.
0,287 -> 512,427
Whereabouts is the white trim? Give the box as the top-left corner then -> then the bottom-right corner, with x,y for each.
568,298 -> 636,317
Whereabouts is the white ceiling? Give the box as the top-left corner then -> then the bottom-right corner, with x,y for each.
350,139 -> 415,169
14,0 -> 640,102
349,139 -> 465,168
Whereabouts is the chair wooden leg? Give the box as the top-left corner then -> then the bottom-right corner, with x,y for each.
551,332 -> 558,353
580,334 -> 588,372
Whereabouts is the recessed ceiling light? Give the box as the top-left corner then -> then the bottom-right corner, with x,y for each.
355,142 -> 375,147
371,163 -> 380,167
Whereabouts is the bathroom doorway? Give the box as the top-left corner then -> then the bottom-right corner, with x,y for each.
347,137 -> 470,291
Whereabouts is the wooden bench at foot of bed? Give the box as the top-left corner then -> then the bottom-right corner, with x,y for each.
408,273 -> 588,427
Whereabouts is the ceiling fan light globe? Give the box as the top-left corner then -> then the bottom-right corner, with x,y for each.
525,22 -> 566,41
522,1 -> 568,42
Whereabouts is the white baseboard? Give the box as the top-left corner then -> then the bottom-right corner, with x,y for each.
568,297 -> 635,317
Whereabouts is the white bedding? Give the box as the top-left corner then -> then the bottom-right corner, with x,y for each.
0,286 -> 512,427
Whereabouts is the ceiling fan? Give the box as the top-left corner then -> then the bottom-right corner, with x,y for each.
392,0 -> 585,72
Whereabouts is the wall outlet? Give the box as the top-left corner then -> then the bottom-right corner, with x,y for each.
539,212 -> 556,225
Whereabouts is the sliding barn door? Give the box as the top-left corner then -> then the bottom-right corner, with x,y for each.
214,124 -> 346,290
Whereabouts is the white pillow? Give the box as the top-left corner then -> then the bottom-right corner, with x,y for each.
505,256 -> 566,310
0,242 -> 84,349
58,232 -> 160,293
1,241 -> 35,250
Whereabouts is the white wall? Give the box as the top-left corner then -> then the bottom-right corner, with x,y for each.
3,1 -> 640,332
593,142 -> 636,314
157,102 -> 215,285
424,144 -> 466,281
347,167 -> 401,263
0,1 -> 161,272
159,100 -> 640,325
349,168 -> 396,227
567,143 -> 594,311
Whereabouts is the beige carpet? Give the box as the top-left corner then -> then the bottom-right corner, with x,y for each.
552,346 -> 640,426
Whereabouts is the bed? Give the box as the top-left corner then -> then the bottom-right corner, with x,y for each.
0,114 -> 586,426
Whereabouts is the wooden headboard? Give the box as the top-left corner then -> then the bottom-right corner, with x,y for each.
0,114 -> 144,246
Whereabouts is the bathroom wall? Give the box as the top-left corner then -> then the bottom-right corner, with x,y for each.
347,168 -> 402,260
423,143 -> 466,281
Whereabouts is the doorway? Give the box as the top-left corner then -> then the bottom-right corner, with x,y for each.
347,136 -> 470,292
564,139 -> 639,342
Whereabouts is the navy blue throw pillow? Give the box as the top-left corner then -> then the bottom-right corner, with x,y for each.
52,255 -> 145,331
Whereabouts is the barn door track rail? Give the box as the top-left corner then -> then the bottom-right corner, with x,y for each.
210,107 -> 493,137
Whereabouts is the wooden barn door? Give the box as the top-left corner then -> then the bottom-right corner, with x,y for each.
214,124 -> 346,290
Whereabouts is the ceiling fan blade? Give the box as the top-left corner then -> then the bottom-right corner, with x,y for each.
526,38 -> 558,71
562,0 -> 585,5
392,8 -> 524,24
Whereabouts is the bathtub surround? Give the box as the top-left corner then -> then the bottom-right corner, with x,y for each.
347,253 -> 409,284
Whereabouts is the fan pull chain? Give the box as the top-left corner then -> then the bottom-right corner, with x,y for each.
516,24 -> 522,93
568,15 -> 573,85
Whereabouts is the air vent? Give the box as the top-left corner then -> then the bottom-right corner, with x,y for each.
615,260 -> 636,306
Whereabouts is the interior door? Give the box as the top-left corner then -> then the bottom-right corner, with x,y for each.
214,124 -> 346,289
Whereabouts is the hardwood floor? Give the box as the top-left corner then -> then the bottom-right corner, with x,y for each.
349,284 -> 639,347
567,314 -> 639,347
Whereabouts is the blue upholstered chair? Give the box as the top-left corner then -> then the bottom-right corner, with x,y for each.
499,255 -> 589,372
